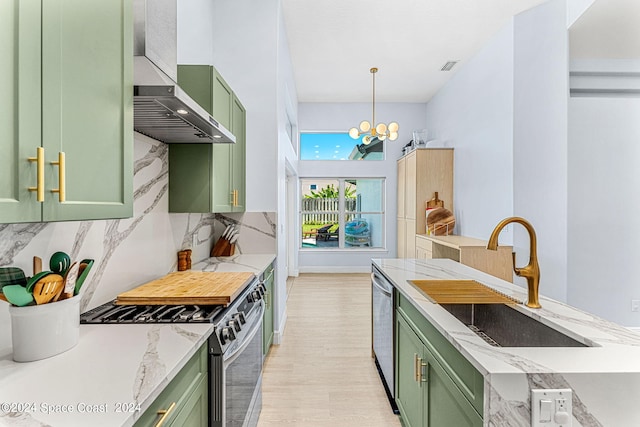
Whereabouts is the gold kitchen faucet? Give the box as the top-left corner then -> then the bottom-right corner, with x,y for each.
487,217 -> 541,309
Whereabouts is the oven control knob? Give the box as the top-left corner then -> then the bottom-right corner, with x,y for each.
220,327 -> 236,345
257,284 -> 266,296
232,312 -> 246,325
252,290 -> 262,301
229,319 -> 242,333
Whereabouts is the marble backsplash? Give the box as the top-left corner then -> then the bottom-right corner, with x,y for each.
0,134 -> 276,317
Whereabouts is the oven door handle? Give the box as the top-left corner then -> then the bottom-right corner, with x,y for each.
372,274 -> 392,297
223,301 -> 265,365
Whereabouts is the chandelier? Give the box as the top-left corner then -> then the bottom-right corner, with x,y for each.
348,67 -> 399,145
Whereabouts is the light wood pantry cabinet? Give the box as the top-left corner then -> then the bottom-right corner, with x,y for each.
397,149 -> 453,257
0,0 -> 133,223
170,65 -> 245,213
415,234 -> 514,282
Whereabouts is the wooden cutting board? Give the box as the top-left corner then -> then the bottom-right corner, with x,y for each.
115,271 -> 255,306
409,280 -> 520,304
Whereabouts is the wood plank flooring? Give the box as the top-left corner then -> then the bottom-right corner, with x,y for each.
258,273 -> 401,427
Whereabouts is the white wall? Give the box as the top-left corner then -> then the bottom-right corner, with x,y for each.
513,0 -> 569,302
568,96 -> 640,324
424,23 -> 515,243
211,0 -> 279,213
297,102 -> 427,272
177,0 -> 214,64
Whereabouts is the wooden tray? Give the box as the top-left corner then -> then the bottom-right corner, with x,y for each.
116,271 -> 255,306
409,279 -> 520,304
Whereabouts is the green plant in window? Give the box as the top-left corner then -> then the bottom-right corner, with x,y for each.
305,184 -> 355,198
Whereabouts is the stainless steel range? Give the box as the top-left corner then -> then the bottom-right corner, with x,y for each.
81,275 -> 265,427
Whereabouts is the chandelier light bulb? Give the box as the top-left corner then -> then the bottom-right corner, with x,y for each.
389,131 -> 399,141
378,134 -> 387,141
362,135 -> 372,145
359,121 -> 371,132
376,123 -> 387,135
348,128 -> 360,139
388,122 -> 399,132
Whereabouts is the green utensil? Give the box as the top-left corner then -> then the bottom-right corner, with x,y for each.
49,252 -> 71,275
74,259 -> 94,295
26,271 -> 53,293
0,267 -> 27,289
2,285 -> 34,306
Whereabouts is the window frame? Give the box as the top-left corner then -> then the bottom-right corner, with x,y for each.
300,177 -> 386,251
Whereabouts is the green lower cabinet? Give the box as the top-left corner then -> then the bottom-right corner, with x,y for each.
134,344 -> 208,427
262,264 -> 275,355
396,307 -> 483,427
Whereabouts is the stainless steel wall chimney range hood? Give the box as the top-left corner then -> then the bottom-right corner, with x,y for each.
133,0 -> 235,144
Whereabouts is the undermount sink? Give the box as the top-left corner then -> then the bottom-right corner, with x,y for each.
441,303 -> 589,348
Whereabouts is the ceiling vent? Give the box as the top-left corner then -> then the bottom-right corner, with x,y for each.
441,61 -> 458,71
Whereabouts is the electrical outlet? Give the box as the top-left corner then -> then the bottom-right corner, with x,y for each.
632,300 -> 640,312
531,389 -> 572,426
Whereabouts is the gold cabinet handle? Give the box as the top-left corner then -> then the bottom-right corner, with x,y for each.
50,151 -> 65,202
230,190 -> 235,206
265,291 -> 270,309
154,402 -> 176,427
420,360 -> 428,383
414,353 -> 420,382
28,147 -> 45,202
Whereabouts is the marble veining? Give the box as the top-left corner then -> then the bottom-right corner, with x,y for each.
0,223 -> 49,266
133,327 -> 167,403
487,382 -> 530,427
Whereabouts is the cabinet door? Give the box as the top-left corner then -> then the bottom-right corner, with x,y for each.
405,219 -> 416,258
263,266 -> 275,355
231,94 -> 246,212
396,315 -> 425,427
425,349 -> 483,427
397,219 -> 406,258
41,0 -> 132,221
168,376 -> 208,427
212,68 -> 233,130
397,157 -> 406,218
405,152 -> 417,220
177,65 -> 214,115
0,0 -> 41,223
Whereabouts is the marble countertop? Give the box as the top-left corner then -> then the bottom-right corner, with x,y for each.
373,258 -> 640,376
0,253 -> 275,427
191,254 -> 275,275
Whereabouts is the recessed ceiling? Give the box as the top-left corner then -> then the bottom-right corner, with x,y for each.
282,0 -> 548,103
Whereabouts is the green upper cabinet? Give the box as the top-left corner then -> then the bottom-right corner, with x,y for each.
171,65 -> 245,213
0,0 -> 133,224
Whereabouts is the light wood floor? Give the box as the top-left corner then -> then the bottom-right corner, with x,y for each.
257,273 -> 401,427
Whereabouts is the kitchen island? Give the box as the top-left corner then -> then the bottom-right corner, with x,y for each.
0,254 -> 275,427
374,258 -> 640,426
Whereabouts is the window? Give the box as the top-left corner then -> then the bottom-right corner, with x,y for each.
300,132 -> 384,160
301,178 -> 385,249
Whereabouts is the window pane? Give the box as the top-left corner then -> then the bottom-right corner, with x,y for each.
345,214 -> 383,248
300,132 -> 383,160
301,179 -> 339,248
345,179 -> 383,212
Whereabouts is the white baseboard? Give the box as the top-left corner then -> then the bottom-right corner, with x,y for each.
298,266 -> 371,273
273,309 -> 287,345
289,269 -> 299,277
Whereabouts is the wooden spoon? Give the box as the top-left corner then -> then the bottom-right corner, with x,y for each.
32,274 -> 64,305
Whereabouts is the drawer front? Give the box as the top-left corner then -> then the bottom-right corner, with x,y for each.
134,344 -> 208,427
415,237 -> 433,252
397,292 -> 483,415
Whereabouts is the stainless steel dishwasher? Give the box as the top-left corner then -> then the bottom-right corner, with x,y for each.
372,266 -> 398,412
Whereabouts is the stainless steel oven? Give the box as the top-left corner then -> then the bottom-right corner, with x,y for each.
211,293 -> 264,427
80,274 -> 268,427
